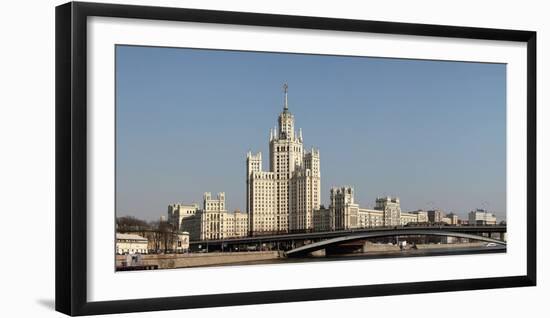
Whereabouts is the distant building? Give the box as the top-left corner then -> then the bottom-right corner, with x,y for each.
400,212 -> 417,225
312,187 -> 428,231
331,187 -> 359,230
175,192 -> 249,241
358,207 -> 384,228
168,203 -> 199,231
468,209 -> 497,225
116,233 -> 148,255
446,213 -> 459,225
175,232 -> 190,252
441,217 -> 452,225
374,196 -> 402,226
406,210 -> 429,223
312,187 -> 391,231
427,209 -> 444,223
313,205 -> 332,231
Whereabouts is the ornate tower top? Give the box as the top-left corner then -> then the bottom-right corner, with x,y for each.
283,83 -> 289,111
278,83 -> 294,140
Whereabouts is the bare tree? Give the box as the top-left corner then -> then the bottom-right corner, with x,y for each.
116,215 -> 181,253
147,219 -> 178,253
116,216 -> 149,233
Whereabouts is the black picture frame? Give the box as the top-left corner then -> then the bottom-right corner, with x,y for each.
55,1 -> 537,316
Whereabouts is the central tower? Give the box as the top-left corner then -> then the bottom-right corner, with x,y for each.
269,84 -> 304,233
247,84 -> 320,235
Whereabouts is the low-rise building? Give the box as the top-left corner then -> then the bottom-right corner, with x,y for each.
116,233 -> 148,254
313,187 -> 434,231
427,209 -> 444,223
411,210 -> 429,223
313,205 -> 331,231
441,217 -> 452,225
446,213 -> 459,225
358,208 -> 384,228
168,203 -> 199,231
401,211 -> 419,225
468,209 -> 497,225
175,232 -> 190,252
312,187 -> 389,231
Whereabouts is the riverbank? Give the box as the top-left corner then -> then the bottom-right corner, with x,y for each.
116,251 -> 281,269
116,242 -> 500,270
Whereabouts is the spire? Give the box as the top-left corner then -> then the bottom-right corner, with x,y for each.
283,83 -> 289,111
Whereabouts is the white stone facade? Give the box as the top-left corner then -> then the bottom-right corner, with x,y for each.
312,187 -> 432,231
171,193 -> 248,241
247,84 -> 321,235
167,203 -> 199,231
468,209 -> 497,225
358,208 -> 384,228
375,196 -> 402,226
330,187 -> 359,230
400,212 -> 419,225
427,209 -> 446,223
116,233 -> 148,254
175,232 -> 190,252
447,213 -> 459,225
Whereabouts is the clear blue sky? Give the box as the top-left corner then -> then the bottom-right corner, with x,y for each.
116,45 -> 506,222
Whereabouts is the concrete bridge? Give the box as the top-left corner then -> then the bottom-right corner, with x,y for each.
284,229 -> 507,257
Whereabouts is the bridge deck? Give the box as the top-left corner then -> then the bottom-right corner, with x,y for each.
190,225 -> 506,246
284,229 -> 506,257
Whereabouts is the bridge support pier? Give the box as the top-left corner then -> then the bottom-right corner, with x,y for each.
310,249 -> 326,257
500,232 -> 507,241
362,241 -> 369,253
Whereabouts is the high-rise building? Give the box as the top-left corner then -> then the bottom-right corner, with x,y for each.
247,84 -> 321,235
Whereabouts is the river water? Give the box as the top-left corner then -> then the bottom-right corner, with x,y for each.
212,245 -> 506,267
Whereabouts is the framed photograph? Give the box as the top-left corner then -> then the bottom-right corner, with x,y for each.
55,1 -> 536,316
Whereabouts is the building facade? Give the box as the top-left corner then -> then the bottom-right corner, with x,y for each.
427,209 -> 445,223
171,192 -> 248,241
175,232 -> 190,252
116,233 -> 148,254
330,187 -> 359,230
400,212 -> 419,225
468,209 -> 497,225
402,210 -> 429,224
375,196 -> 402,226
358,208 -> 385,228
167,203 -> 199,231
312,187 -> 428,231
247,84 -> 321,235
